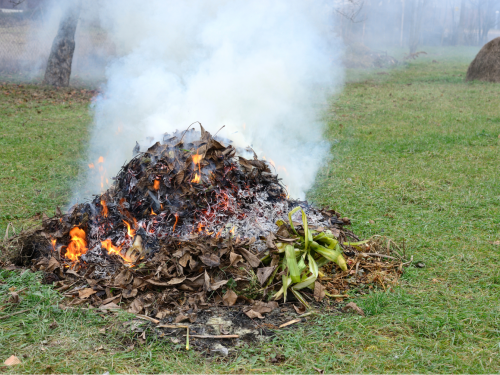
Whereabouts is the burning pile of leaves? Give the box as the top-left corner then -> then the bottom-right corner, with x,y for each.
2,124 -> 408,328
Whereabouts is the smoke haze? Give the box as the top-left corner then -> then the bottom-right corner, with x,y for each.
74,0 -> 343,201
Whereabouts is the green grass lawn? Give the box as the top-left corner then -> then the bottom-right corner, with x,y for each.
1,47 -> 500,373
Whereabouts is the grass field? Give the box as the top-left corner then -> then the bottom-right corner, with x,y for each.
1,47 -> 500,373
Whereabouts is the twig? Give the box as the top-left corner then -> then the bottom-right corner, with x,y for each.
0,309 -> 29,320
185,334 -> 239,339
135,314 -> 159,324
361,253 -> 397,260
213,125 -> 225,137
179,121 -> 201,143
157,324 -> 189,329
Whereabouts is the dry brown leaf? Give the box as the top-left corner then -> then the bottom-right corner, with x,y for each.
343,302 -> 365,317
223,289 -> 238,306
100,302 -> 120,311
166,277 -> 186,286
114,269 -> 133,286
188,313 -> 197,323
237,248 -> 261,268
49,320 -> 59,329
46,257 -> 60,273
245,309 -> 264,319
266,232 -> 277,249
65,269 -> 80,278
128,298 -> 144,314
123,288 -> 138,299
4,355 -> 21,366
100,294 -> 121,305
251,301 -> 278,314
199,253 -> 220,267
175,314 -> 189,323
8,292 -> 19,304
314,281 -> 326,302
293,304 -> 306,314
209,280 -> 228,291
256,266 -> 276,286
229,252 -> 243,267
179,253 -> 192,268
145,279 -> 172,286
78,288 -> 96,299
156,309 -> 171,319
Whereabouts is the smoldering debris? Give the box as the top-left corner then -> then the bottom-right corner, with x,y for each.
2,125 -> 407,352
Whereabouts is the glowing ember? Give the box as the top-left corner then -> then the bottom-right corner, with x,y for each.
123,220 -> 136,237
101,200 -> 108,217
191,173 -> 200,183
154,179 -> 160,190
65,227 -> 87,262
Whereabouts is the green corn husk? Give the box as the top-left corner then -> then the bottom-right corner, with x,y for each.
316,236 -> 338,249
343,240 -> 370,251
310,241 -> 347,271
285,245 -> 301,283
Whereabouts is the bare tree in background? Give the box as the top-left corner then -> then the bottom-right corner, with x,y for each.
408,0 -> 429,54
43,0 -> 81,87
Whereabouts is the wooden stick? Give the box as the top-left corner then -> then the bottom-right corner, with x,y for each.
361,253 -> 397,260
0,309 -> 29,320
185,334 -> 239,339
135,314 -> 160,324
157,324 -> 189,329
279,318 -> 301,328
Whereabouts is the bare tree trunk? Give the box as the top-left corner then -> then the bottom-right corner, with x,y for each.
43,1 -> 81,87
409,0 -> 427,54
456,0 -> 467,45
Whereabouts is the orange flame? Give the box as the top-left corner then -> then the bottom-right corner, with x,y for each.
101,239 -> 123,256
88,163 -> 95,169
191,152 -> 202,183
269,159 -> 276,168
154,179 -> 160,190
191,173 -> 200,183
98,156 -> 104,163
172,213 -> 179,233
192,153 -> 202,164
66,227 -> 87,262
51,239 -> 57,252
197,222 -> 203,232
101,200 -> 108,217
151,208 -> 157,216
123,220 -> 136,237
230,227 -> 235,235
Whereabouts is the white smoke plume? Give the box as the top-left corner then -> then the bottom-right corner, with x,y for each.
78,0 -> 344,200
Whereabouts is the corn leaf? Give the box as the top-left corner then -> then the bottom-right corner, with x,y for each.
291,288 -> 311,310
311,242 -> 347,271
285,245 -> 301,283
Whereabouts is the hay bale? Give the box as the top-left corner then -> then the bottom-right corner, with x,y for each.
466,37 -> 500,82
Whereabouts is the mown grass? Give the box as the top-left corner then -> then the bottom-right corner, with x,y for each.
1,47 -> 500,373
0,84 -> 94,233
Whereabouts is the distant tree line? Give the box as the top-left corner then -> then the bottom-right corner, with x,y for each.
335,0 -> 500,53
